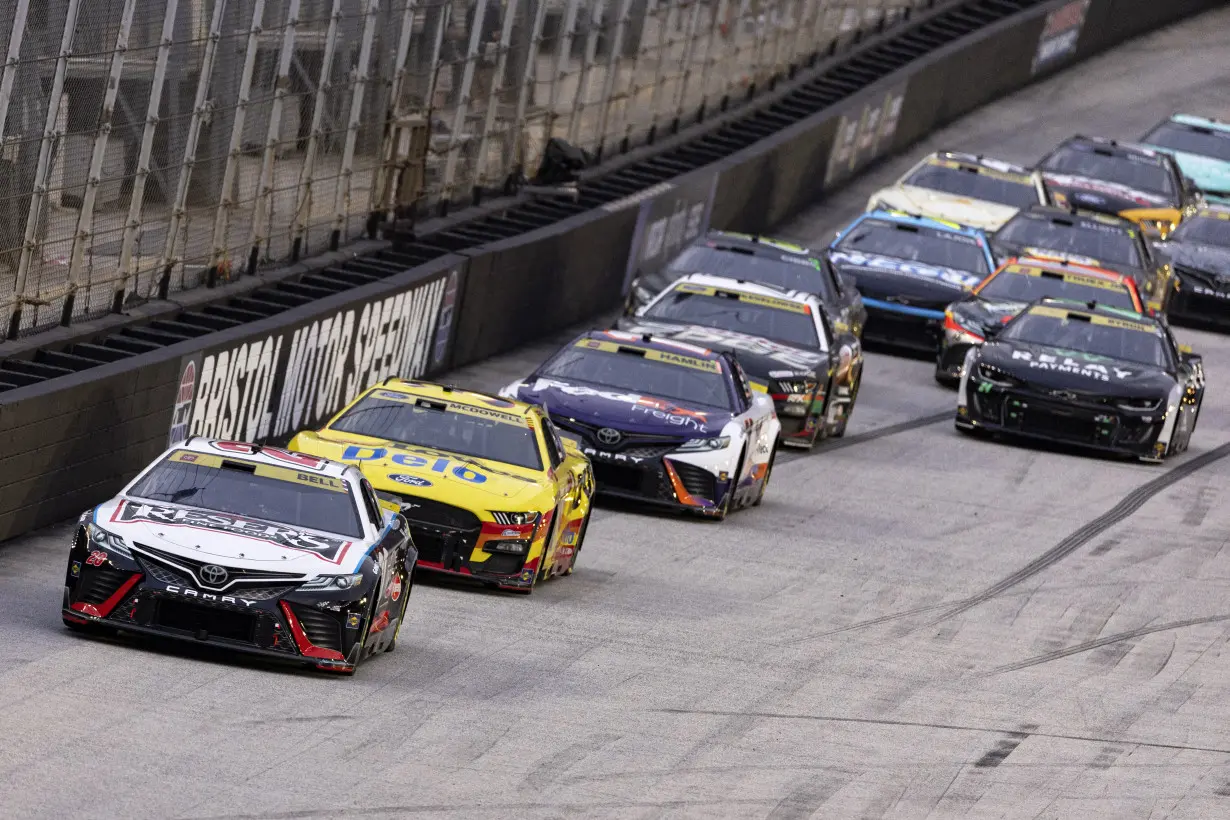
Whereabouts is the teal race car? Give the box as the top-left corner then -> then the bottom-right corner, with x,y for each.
1139,114 -> 1230,205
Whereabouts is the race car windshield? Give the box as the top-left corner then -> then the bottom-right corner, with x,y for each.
1142,121 -> 1230,162
994,214 -> 1142,267
903,163 -> 1040,208
540,347 -> 734,410
331,395 -> 543,471
978,268 -> 1137,310
1000,313 -> 1168,367
644,290 -> 824,351
1170,215 -> 1230,247
836,220 -> 991,275
666,246 -> 834,299
127,458 -> 366,538
1039,145 -> 1176,197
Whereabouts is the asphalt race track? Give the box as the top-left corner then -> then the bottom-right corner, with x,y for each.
4,10 -> 1230,819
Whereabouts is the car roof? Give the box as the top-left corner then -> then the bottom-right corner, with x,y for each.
1057,135 -> 1170,164
861,207 -> 989,238
1169,113 -> 1230,134
928,150 -> 1034,177
365,378 -> 539,417
703,230 -> 815,257
1029,297 -> 1160,325
174,437 -> 354,480
1014,203 -> 1137,230
1003,255 -> 1130,282
578,328 -> 729,362
669,272 -> 817,305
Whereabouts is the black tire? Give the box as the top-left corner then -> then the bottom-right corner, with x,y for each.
384,569 -> 413,653
753,441 -> 777,506
832,368 -> 861,438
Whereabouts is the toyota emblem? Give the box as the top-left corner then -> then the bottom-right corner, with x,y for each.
199,564 -> 229,586
596,427 -> 623,446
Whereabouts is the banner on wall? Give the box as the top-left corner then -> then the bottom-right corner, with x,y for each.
168,266 -> 462,448
619,174 -> 720,296
1031,0 -> 1091,75
824,83 -> 908,188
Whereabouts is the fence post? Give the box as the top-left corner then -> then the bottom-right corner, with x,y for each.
7,0 -> 84,340
154,0 -> 230,302
474,0 -> 522,189
594,0 -> 636,153
370,0 -> 419,223
112,0 -> 181,314
247,0 -> 304,275
62,0 -> 139,327
330,0 -> 381,250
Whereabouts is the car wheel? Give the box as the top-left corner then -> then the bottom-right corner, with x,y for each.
832,369 -> 861,438
753,442 -> 777,506
385,570 -> 413,653
564,511 -> 590,576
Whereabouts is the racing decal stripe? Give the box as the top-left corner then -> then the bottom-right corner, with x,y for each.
168,450 -> 349,492
861,297 -> 946,320
1155,384 -> 1183,453
70,573 -> 142,619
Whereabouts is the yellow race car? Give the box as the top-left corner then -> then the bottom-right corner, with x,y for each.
287,379 -> 594,595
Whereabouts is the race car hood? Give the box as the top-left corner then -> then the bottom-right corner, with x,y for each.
875,185 -> 1022,232
93,497 -> 367,572
290,429 -> 550,508
828,249 -> 983,306
950,296 -> 1028,337
1161,240 -> 1230,277
615,318 -> 830,387
1041,172 -> 1176,215
977,339 -> 1174,397
510,372 -> 734,437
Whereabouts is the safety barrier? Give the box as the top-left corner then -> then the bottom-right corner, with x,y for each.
0,0 -> 1222,543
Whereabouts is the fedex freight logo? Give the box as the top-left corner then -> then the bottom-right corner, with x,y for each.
1032,0 -> 1090,75
170,276 -> 449,444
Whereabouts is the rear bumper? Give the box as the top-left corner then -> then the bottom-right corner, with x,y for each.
861,297 -> 945,351
1168,282 -> 1230,326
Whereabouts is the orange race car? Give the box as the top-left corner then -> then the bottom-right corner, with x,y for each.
935,255 -> 1144,385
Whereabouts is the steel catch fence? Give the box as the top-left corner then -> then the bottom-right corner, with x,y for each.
0,0 -> 928,338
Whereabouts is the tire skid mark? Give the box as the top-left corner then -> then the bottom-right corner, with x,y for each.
973,730 -> 1029,769
653,707 -> 1230,755
777,410 -> 951,464
929,442 -> 1230,625
982,614 -> 1230,676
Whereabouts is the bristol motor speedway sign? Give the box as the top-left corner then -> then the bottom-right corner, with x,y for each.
168,267 -> 461,447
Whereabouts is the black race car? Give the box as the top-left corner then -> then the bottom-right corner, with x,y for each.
1157,204 -> 1230,327
956,298 -> 1205,463
625,230 -> 868,339
990,205 -> 1175,315
618,273 -> 864,449
1036,135 -> 1201,240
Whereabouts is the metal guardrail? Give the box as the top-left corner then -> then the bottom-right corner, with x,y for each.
0,0 -> 925,340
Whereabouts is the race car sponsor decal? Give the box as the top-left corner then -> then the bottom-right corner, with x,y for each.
167,450 -> 348,492
1008,349 -> 1135,381
1030,304 -> 1159,333
340,446 -> 500,485
574,338 -> 722,372
1041,173 -> 1167,207
86,551 -> 107,566
826,83 -> 907,187
364,388 -> 527,426
388,473 -> 434,488
621,174 -> 718,295
1005,263 -> 1127,292
672,282 -> 811,314
169,268 -> 456,446
111,501 -> 352,560
928,157 -> 1033,186
1021,247 -> 1103,267
528,378 -> 713,431
829,251 -> 983,289
1031,0 -> 1090,75
627,324 -> 825,371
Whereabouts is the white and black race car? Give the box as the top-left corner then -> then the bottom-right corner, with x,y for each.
62,438 -> 417,675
